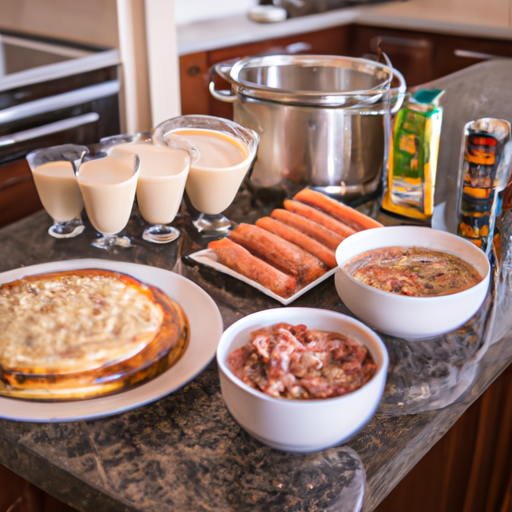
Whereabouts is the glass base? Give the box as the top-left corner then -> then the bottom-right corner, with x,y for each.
143,225 -> 180,244
192,213 -> 233,234
92,234 -> 133,250
48,219 -> 85,239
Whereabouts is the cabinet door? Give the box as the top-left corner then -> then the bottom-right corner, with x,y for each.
351,25 -> 512,87
350,26 -> 434,85
431,33 -> 512,80
0,159 -> 42,228
180,51 -> 211,116
375,363 -> 512,512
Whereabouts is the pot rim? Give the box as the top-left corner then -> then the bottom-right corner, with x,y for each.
215,54 -> 396,108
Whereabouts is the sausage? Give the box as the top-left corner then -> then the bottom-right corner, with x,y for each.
283,199 -> 357,238
270,209 -> 344,251
256,217 -> 338,269
229,223 -> 327,285
208,238 -> 297,298
294,188 -> 383,231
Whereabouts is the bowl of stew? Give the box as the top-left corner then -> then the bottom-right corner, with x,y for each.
216,307 -> 388,453
335,226 -> 491,339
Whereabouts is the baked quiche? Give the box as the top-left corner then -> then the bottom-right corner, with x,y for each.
0,269 -> 189,400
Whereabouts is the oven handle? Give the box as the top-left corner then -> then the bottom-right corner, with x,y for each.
0,80 -> 119,124
0,112 -> 100,147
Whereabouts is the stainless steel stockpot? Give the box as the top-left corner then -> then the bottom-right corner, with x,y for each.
210,54 -> 406,197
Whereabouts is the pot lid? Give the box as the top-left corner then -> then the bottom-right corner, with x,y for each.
215,54 -> 395,107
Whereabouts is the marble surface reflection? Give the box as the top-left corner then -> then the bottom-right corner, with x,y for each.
378,276 -> 495,415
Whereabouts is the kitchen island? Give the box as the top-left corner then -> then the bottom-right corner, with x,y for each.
0,189 -> 510,511
1,59 -> 512,512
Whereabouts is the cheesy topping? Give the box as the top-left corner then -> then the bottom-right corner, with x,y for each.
0,272 -> 164,373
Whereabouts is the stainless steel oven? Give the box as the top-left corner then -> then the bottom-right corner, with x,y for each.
0,32 -> 121,227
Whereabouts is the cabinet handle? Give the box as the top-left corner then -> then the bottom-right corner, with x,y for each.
0,112 -> 100,147
454,49 -> 509,61
370,35 -> 432,51
187,65 -> 201,77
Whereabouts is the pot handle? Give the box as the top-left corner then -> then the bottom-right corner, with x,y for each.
209,62 -> 238,103
390,67 -> 407,114
209,81 -> 237,103
378,51 -> 406,114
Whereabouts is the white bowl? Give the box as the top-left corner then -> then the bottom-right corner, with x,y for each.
216,307 -> 388,453
335,226 -> 491,339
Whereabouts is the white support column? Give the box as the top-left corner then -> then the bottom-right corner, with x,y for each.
144,0 -> 182,127
116,0 -> 153,133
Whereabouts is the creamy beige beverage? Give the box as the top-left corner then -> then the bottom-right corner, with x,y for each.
32,161 -> 84,222
111,143 -> 189,225
77,153 -> 138,235
170,128 -> 250,215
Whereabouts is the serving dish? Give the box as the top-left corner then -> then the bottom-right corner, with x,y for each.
188,249 -> 336,305
216,307 -> 388,453
0,259 -> 223,422
335,226 -> 491,339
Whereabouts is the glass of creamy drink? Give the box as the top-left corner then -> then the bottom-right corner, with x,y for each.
153,115 -> 259,234
26,144 -> 88,238
101,134 -> 190,244
76,151 -> 140,249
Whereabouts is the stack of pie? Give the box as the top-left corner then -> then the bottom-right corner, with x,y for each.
0,269 -> 189,400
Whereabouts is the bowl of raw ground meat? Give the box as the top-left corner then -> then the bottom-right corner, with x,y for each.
216,307 -> 388,453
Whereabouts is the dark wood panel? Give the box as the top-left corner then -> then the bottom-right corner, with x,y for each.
0,159 -> 42,228
375,363 -> 512,512
208,24 -> 351,63
180,51 -> 211,116
0,464 -> 77,512
348,25 -> 512,87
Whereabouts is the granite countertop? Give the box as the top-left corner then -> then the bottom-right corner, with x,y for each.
177,0 -> 512,56
1,58 -> 512,512
0,191 -> 511,511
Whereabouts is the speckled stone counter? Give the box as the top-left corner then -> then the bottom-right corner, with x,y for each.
2,58 -> 512,512
0,191 -> 511,512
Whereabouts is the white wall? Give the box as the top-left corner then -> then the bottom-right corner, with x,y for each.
174,0 -> 256,25
0,0 -> 119,48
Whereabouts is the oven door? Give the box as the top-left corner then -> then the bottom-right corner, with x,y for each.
0,75 -> 120,227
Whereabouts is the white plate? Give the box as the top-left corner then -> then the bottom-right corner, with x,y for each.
0,259 -> 223,422
188,249 -> 337,305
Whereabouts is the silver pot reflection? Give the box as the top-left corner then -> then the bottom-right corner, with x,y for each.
210,54 -> 406,198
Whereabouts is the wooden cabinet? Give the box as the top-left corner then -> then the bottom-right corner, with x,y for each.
347,25 -> 512,87
0,464 -> 76,512
0,159 -> 42,229
375,363 -> 512,512
180,23 -> 512,117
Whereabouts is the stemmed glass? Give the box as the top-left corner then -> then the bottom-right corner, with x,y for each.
75,150 -> 140,249
100,133 -> 191,244
152,115 -> 259,235
26,144 -> 88,238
